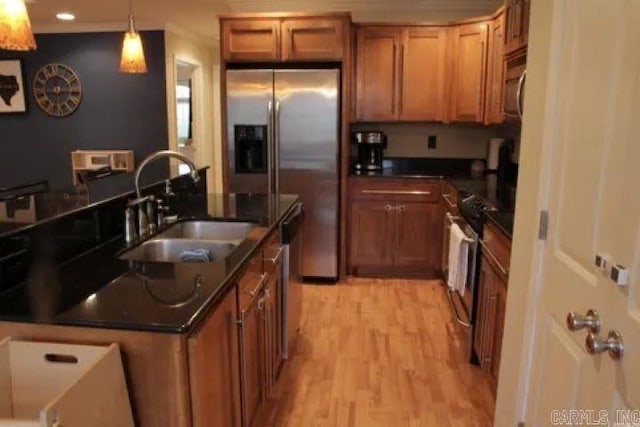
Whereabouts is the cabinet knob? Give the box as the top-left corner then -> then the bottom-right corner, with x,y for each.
384,204 -> 393,211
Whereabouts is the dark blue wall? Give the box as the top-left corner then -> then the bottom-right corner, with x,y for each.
0,31 -> 168,191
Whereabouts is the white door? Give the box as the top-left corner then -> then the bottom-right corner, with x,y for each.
524,0 -> 640,424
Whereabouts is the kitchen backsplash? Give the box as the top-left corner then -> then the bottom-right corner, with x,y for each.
351,123 -> 501,159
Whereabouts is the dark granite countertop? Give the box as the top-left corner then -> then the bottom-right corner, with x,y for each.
0,165 -> 208,240
485,211 -> 515,239
0,193 -> 299,334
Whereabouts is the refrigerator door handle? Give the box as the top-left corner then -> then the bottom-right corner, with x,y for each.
274,100 -> 281,195
267,101 -> 274,195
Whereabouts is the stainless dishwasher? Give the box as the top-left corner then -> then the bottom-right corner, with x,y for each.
281,203 -> 304,358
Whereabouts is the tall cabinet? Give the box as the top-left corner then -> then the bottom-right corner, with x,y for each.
355,27 -> 400,121
448,22 -> 489,123
485,10 -> 506,124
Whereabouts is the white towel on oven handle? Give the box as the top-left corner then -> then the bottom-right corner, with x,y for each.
447,223 -> 469,296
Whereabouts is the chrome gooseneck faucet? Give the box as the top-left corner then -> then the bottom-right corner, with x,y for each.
134,150 -> 199,198
125,150 -> 200,244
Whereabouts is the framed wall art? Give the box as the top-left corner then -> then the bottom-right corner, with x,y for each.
0,59 -> 27,114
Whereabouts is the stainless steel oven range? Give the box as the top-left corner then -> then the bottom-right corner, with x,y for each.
444,190 -> 494,365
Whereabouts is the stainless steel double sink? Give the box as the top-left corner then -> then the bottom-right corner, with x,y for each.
119,221 -> 256,263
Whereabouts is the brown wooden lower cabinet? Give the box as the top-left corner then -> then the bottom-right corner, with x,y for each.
474,222 -> 510,393
348,178 -> 442,277
239,281 -> 266,427
188,286 -> 242,427
393,202 -> 441,273
349,200 -> 394,268
0,229 -> 288,427
264,265 -> 284,394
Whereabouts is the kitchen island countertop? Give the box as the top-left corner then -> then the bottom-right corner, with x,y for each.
0,193 -> 300,334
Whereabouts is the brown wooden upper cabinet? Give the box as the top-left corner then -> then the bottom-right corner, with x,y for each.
221,19 -> 281,62
355,27 -> 400,121
505,0 -> 530,54
281,18 -> 345,61
355,26 -> 448,122
448,22 -> 489,123
221,16 -> 348,62
401,27 -> 448,121
485,10 -> 506,124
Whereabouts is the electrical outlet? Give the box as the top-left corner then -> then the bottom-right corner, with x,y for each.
428,135 -> 437,149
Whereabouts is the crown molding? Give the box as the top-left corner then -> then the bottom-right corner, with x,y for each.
164,23 -> 219,47
32,21 -> 165,34
226,0 -> 501,13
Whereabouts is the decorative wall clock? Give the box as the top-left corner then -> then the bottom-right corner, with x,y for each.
33,63 -> 82,117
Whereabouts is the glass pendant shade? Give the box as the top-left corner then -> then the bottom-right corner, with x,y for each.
0,0 -> 37,51
120,14 -> 147,73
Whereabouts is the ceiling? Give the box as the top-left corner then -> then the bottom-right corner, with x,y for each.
27,0 -> 503,44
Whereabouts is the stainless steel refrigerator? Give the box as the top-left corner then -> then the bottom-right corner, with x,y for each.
226,69 -> 339,279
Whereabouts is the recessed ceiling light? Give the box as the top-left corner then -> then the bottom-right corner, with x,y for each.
56,12 -> 75,21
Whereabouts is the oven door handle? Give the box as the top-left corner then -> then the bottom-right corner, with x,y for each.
446,288 -> 471,328
446,213 -> 476,243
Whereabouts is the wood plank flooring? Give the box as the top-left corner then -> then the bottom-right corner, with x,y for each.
264,278 -> 495,427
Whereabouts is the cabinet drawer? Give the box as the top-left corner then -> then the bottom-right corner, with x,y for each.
482,222 -> 511,279
350,177 -> 441,203
238,251 -> 265,310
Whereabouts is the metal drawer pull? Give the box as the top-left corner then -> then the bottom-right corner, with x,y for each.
362,189 -> 432,195
446,213 -> 463,223
446,288 -> 471,328
479,239 -> 509,276
442,193 -> 456,209
249,273 -> 268,297
267,246 -> 284,265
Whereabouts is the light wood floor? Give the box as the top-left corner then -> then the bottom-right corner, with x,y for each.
264,278 -> 495,427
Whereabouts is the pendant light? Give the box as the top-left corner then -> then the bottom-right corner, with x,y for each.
0,0 -> 37,51
120,0 -> 147,73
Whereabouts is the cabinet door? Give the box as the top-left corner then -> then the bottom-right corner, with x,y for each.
400,27 -> 448,121
264,269 -> 283,394
239,293 -> 266,427
349,200 -> 394,268
393,202 -> 441,273
473,260 -> 489,363
281,18 -> 345,61
188,287 -> 241,427
449,22 -> 489,123
355,27 -> 401,121
505,0 -> 530,54
485,12 -> 505,124
521,0 -> 530,49
222,19 -> 280,62
490,276 -> 508,389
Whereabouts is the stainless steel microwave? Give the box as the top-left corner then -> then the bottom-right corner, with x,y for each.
504,52 -> 527,121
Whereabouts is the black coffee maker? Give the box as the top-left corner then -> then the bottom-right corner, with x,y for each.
352,131 -> 386,171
